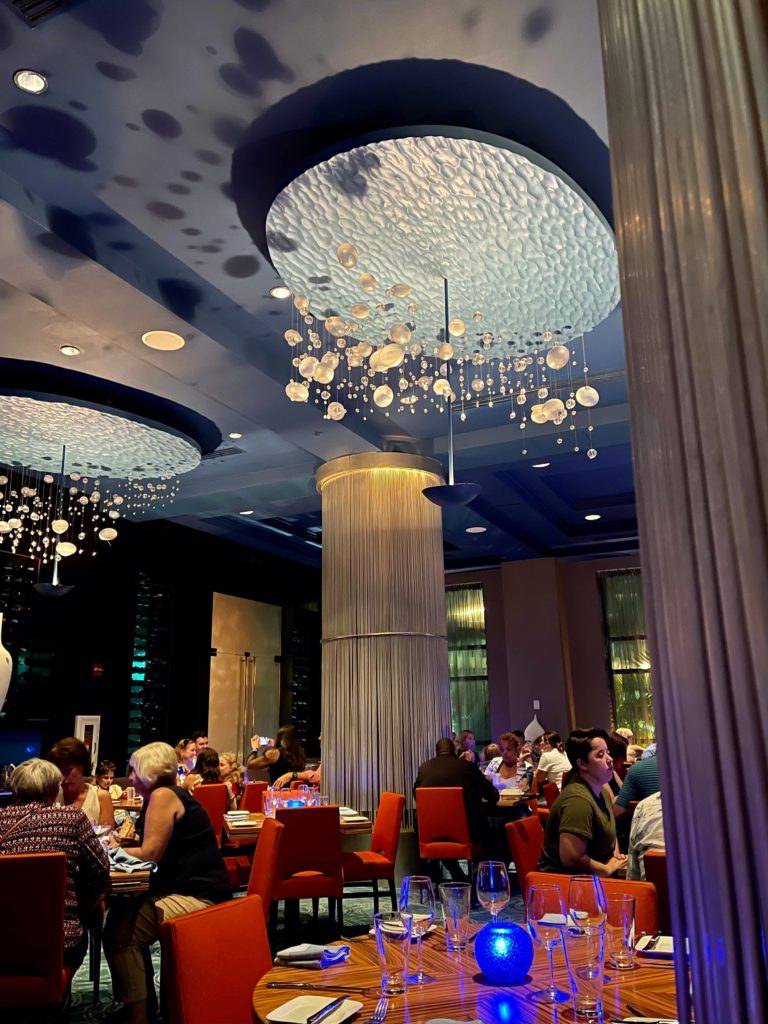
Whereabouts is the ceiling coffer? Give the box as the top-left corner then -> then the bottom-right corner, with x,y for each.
3,0 -> 76,26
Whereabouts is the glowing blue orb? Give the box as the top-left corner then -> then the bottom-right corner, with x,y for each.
285,799 -> 304,807
474,921 -> 534,984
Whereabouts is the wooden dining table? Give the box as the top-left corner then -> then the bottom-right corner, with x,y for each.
251,927 -> 678,1023
224,811 -> 373,843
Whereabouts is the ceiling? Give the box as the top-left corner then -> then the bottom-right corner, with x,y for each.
0,0 -> 636,569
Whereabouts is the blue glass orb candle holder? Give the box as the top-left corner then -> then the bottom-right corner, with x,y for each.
285,799 -> 304,808
474,921 -> 534,984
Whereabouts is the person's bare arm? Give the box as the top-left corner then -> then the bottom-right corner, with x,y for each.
559,832 -> 625,877
247,748 -> 280,771
97,788 -> 115,828
123,787 -> 182,863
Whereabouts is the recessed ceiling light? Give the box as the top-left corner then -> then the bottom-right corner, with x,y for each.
141,330 -> 185,351
14,69 -> 48,95
59,345 -> 81,357
532,462 -> 550,469
269,285 -> 291,300
239,510 -> 254,515
466,526 -> 487,534
584,514 -> 602,521
228,432 -> 243,440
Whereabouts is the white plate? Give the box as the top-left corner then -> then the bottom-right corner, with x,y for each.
368,923 -> 438,941
338,807 -> 357,815
341,815 -> 369,824
265,995 -> 362,1023
636,934 -> 674,958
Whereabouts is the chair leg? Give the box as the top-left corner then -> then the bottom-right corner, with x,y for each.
88,924 -> 101,1004
335,896 -> 343,934
372,882 -> 380,915
312,897 -> 319,922
388,877 -> 397,911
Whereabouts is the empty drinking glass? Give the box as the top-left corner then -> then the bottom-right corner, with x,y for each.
568,875 -> 607,930
527,883 -> 569,1004
605,893 -> 635,969
438,881 -> 471,951
373,911 -> 413,995
563,921 -> 605,1017
399,875 -> 436,984
476,861 -> 510,922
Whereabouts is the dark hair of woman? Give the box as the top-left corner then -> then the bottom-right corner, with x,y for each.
275,724 -> 307,771
539,731 -> 565,752
607,731 -> 628,763
95,760 -> 117,777
498,731 -> 519,752
192,748 -> 221,784
46,736 -> 93,776
563,728 -> 611,785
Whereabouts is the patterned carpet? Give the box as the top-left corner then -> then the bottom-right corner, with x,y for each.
63,887 -> 526,1022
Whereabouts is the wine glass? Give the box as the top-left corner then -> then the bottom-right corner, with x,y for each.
568,875 -> 607,931
399,875 -> 436,984
527,883 -> 570,1004
475,860 -> 510,922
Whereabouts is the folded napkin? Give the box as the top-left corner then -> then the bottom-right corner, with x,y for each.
274,943 -> 351,970
108,847 -> 158,873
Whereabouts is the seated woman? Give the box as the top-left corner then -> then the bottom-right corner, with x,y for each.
0,759 -> 109,969
218,751 -> 244,802
457,729 -> 478,763
184,748 -> 236,810
174,737 -> 197,779
484,733 -> 530,791
537,728 -> 628,877
47,736 -> 115,828
95,759 -> 123,800
247,724 -> 306,785
104,741 -> 231,1024
534,731 -> 572,791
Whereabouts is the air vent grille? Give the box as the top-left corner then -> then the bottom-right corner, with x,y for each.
200,445 -> 245,462
4,0 -> 76,25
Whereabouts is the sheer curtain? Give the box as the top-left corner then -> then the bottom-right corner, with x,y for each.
599,569 -> 654,741
445,583 -> 490,742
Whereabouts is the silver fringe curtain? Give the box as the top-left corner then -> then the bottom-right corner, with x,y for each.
318,454 -> 452,823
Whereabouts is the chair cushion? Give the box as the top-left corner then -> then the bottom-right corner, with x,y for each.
341,850 -> 394,881
420,841 -> 479,860
275,875 -> 343,901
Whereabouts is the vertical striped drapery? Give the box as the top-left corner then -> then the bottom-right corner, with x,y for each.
317,454 -> 452,822
599,2 -> 768,1021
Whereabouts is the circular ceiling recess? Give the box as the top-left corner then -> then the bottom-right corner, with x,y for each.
0,395 -> 201,479
266,135 -> 619,352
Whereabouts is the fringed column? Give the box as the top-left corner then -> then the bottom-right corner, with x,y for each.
317,453 -> 451,821
598,3 -> 768,1021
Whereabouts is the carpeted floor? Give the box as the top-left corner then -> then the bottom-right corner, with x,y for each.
65,888 -> 526,1022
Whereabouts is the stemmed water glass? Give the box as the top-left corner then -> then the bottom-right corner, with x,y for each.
568,875 -> 607,931
399,875 -> 436,984
475,860 -> 510,922
527,883 -> 570,1004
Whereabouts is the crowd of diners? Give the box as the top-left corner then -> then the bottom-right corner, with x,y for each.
0,721 -> 663,1022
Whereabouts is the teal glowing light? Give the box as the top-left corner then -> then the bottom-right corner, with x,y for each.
474,921 -> 534,984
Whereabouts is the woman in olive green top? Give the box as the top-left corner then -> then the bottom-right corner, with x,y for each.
538,728 -> 628,877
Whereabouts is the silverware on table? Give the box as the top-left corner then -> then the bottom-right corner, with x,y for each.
645,931 -> 663,951
361,995 -> 388,1024
266,981 -> 373,994
306,994 -> 349,1024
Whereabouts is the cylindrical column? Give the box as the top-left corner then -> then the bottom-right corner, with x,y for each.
598,3 -> 768,1021
317,453 -> 451,820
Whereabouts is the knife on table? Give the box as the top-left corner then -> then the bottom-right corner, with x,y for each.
267,981 -> 372,994
306,995 -> 348,1024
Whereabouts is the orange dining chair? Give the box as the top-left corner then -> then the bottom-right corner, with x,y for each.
542,782 -> 560,808
415,787 -> 481,878
274,806 -> 344,929
0,852 -> 73,1012
238,781 -> 267,813
525,871 -> 659,936
341,791 -> 405,913
643,850 -> 671,933
160,894 -> 272,1024
194,783 -> 229,846
505,815 -> 544,901
246,817 -> 284,928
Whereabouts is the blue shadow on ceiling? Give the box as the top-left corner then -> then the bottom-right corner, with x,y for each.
0,358 -> 221,456
232,58 -> 612,259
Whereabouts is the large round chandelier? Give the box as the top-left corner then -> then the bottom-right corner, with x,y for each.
267,135 -> 620,458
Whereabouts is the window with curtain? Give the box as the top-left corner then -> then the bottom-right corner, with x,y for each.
445,583 -> 490,743
598,568 -> 654,742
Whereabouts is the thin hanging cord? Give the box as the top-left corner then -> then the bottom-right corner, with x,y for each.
444,277 -> 454,486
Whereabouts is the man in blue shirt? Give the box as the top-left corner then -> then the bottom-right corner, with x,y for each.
614,748 -> 660,818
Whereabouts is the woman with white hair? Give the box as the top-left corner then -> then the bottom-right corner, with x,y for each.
0,758 -> 109,968
103,741 -> 230,1024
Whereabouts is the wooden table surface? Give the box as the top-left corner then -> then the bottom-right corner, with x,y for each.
224,812 -> 373,842
252,929 -> 678,1023
108,868 -> 151,894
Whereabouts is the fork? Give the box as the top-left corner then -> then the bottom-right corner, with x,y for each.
362,996 -> 389,1024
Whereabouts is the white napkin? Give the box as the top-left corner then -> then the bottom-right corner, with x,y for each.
274,943 -> 351,969
524,714 -> 544,742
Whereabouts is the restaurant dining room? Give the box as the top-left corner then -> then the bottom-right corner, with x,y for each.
0,1 -> 765,1023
